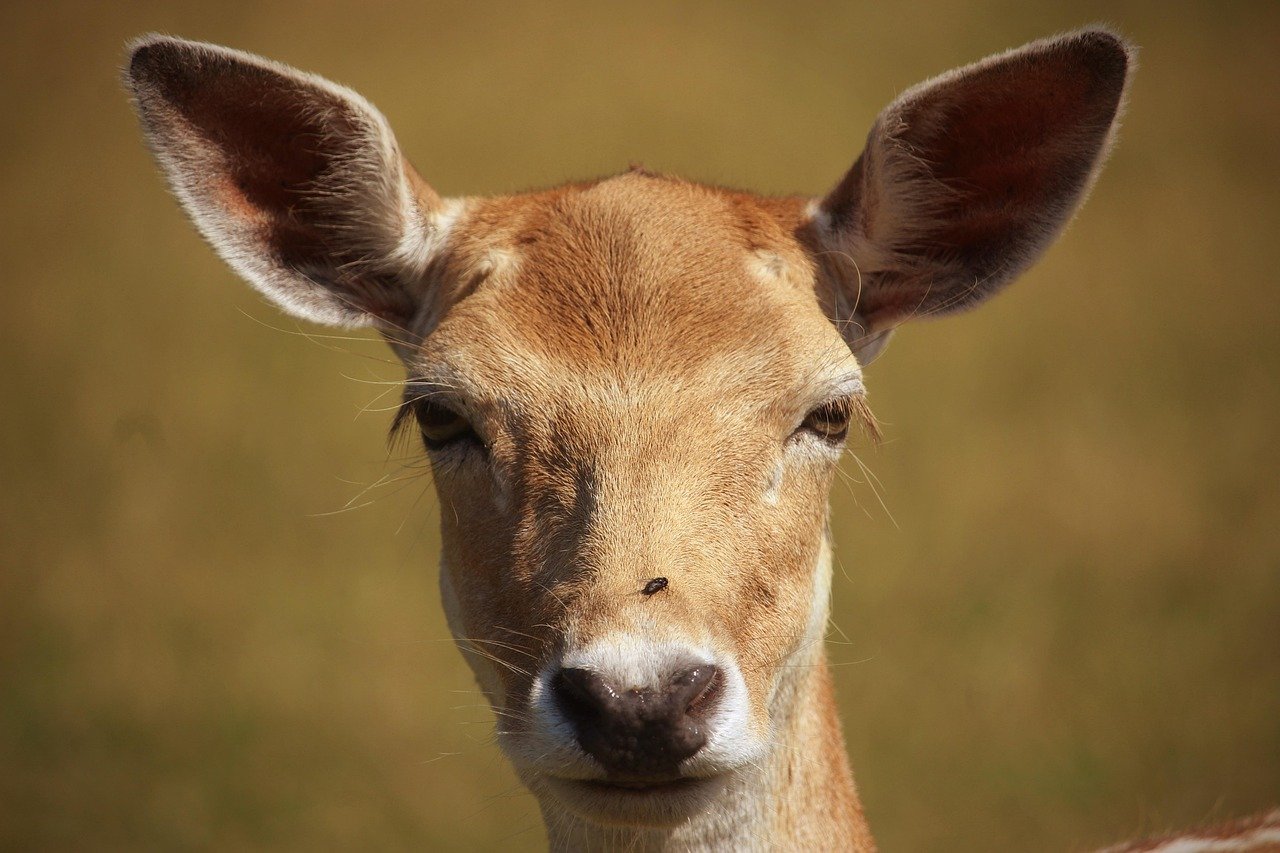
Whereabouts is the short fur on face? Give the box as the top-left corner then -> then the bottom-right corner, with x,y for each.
127,27 -> 1133,842
406,171 -> 864,732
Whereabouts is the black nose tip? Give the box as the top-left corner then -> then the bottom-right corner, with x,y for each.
553,664 -> 722,777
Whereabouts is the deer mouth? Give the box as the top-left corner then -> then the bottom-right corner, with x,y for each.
543,773 -> 730,826
576,776 -> 709,794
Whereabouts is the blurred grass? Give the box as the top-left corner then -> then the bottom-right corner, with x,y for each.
1,1 -> 1277,850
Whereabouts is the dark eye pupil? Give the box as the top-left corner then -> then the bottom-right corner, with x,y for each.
803,399 -> 852,442
413,401 -> 474,449
415,402 -> 459,430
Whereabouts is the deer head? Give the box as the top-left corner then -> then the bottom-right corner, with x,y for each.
127,28 -> 1132,848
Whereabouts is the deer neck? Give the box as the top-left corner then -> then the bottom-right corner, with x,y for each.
539,579 -> 876,851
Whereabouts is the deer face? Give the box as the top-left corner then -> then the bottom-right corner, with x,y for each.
127,28 -> 1130,831
401,180 -> 866,822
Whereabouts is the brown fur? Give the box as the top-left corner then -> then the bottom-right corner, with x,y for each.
413,171 -> 857,725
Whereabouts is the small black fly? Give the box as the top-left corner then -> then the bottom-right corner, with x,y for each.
641,577 -> 668,596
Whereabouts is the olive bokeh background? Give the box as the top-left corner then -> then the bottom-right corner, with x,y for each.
3,1 -> 1278,850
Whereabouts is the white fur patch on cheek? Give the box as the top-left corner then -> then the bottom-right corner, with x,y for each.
803,538 -> 835,650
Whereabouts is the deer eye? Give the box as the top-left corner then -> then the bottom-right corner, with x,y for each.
797,397 -> 854,444
413,400 -> 479,451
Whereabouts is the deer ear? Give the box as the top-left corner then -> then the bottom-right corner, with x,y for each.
126,35 -> 451,330
810,28 -> 1135,362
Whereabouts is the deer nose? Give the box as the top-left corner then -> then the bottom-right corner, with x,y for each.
552,664 -> 722,777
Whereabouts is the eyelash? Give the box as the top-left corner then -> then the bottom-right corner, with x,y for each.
392,394 -> 876,456
795,397 -> 855,445
417,401 -> 482,452
390,397 -> 484,456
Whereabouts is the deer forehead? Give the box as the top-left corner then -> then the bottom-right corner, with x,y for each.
411,173 -> 859,421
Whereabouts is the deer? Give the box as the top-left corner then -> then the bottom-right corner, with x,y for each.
125,27 -> 1280,852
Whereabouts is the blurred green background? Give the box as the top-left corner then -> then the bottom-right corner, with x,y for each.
2,1 -> 1277,850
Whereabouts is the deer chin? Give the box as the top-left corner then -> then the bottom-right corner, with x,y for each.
535,771 -> 733,827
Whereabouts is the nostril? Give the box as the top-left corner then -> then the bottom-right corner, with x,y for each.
681,665 -> 723,719
553,667 -> 612,724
